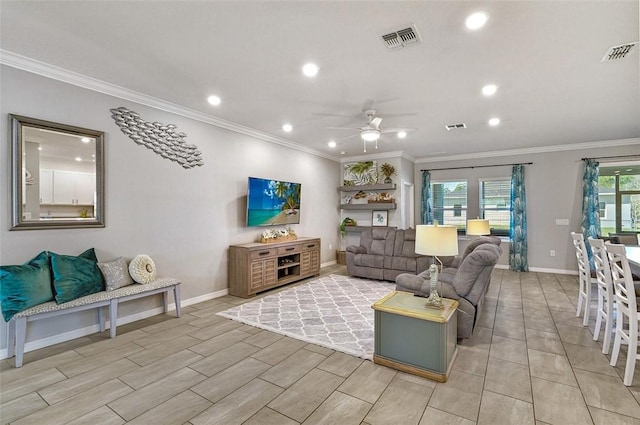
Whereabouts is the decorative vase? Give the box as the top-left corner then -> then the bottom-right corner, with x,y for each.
384,177 -> 392,184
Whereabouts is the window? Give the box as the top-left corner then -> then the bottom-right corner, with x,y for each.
431,180 -> 467,231
479,178 -> 511,236
598,201 -> 607,219
598,165 -> 640,235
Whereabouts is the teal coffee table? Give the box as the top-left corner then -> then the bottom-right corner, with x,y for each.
372,291 -> 458,382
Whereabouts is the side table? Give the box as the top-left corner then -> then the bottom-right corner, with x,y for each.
372,290 -> 458,382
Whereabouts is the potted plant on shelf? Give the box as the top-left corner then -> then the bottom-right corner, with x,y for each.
380,162 -> 396,184
337,217 -> 356,264
340,217 -> 357,238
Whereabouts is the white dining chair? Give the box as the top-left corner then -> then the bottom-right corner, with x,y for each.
571,232 -> 595,326
588,237 -> 615,354
606,243 -> 640,386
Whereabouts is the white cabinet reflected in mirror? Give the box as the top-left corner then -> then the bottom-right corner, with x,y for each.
10,114 -> 105,230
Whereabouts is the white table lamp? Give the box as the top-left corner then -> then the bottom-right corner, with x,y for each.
467,218 -> 490,236
415,223 -> 459,308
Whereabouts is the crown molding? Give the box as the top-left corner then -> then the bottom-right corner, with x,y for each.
0,49 -> 339,162
416,138 -> 640,164
339,150 -> 415,163
340,151 -> 411,163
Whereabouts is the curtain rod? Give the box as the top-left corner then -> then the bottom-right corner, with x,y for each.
421,162 -> 533,172
582,154 -> 640,161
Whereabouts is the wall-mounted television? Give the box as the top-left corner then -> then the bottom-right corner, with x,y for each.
247,177 -> 301,226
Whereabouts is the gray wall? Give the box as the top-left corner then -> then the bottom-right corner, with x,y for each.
2,63 -> 638,356
0,66 -> 341,353
416,144 -> 640,272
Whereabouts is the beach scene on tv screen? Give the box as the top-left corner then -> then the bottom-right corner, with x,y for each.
247,178 -> 301,226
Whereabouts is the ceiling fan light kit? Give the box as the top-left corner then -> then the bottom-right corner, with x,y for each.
361,129 -> 381,142
326,105 -> 415,152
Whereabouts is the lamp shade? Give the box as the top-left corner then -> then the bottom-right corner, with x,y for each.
415,224 -> 459,256
466,219 -> 490,236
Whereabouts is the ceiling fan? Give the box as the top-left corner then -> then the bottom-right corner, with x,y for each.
328,109 -> 414,152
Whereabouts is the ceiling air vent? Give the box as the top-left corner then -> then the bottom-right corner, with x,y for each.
445,123 -> 466,131
381,24 -> 422,50
601,41 -> 639,62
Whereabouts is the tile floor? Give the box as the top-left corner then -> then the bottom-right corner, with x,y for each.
1,265 -> 639,424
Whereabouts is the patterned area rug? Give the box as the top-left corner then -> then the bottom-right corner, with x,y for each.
217,274 -> 395,359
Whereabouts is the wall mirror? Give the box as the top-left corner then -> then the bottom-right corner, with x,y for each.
10,114 -> 105,230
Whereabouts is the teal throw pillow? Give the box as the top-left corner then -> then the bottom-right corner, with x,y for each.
51,248 -> 104,304
0,251 -> 54,322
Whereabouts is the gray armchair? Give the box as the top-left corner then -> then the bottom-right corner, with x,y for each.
396,242 -> 501,339
438,236 -> 501,283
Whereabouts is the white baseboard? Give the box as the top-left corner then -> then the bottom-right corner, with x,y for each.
179,288 -> 229,308
0,288 -> 229,360
494,264 -> 577,275
528,266 -> 578,275
321,260 -> 337,268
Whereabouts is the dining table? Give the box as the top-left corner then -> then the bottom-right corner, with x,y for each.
624,246 -> 640,298
626,245 -> 640,267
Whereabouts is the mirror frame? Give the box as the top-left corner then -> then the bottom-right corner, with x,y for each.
10,114 -> 105,230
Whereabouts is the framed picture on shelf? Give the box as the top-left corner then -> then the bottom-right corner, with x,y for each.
372,210 -> 388,227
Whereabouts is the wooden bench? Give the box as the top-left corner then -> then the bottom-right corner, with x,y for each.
6,277 -> 181,367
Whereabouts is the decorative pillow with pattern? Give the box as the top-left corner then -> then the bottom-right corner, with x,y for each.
98,257 -> 134,291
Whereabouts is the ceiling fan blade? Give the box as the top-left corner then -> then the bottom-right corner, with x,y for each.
381,127 -> 416,134
338,133 -> 362,142
360,98 -> 400,112
361,99 -> 375,113
327,126 -> 361,131
380,112 -> 417,118
312,112 -> 359,119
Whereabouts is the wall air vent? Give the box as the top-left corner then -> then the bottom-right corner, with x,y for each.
445,123 -> 466,131
381,24 -> 422,50
601,41 -> 638,62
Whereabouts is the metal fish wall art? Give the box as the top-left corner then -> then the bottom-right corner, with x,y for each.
110,107 -> 204,169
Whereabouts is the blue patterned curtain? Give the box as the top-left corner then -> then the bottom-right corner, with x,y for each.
510,165 -> 528,272
581,159 -> 600,268
421,170 -> 433,224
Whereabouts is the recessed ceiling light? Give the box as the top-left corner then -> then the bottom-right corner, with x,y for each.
207,95 -> 221,106
38,146 -> 42,151
302,63 -> 319,77
482,84 -> 497,96
340,151 -> 346,155
81,137 -> 92,143
328,140 -> 337,148
488,117 -> 500,126
397,131 -> 407,139
282,123 -> 293,133
75,156 -> 82,162
466,12 -> 489,30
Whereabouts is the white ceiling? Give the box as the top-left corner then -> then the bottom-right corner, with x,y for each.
1,1 -> 639,160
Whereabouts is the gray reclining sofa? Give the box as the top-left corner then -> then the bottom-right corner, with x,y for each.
346,227 -> 433,282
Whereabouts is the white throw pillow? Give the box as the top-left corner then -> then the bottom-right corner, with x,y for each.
128,254 -> 157,284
